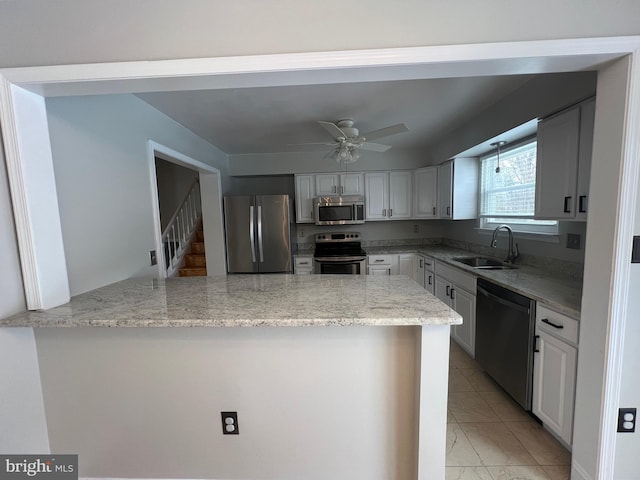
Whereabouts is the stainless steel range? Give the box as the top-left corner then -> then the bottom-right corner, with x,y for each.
313,232 -> 367,274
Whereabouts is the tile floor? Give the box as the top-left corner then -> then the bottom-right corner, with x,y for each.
446,340 -> 571,480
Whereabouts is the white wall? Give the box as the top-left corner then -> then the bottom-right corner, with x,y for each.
0,329 -> 49,453
0,134 -> 25,318
46,94 -> 229,295
34,326 -> 417,480
0,1 -> 639,68
155,159 -> 199,231
572,55 -> 634,480
615,185 -> 640,478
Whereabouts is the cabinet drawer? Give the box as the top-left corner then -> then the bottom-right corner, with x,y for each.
536,305 -> 579,345
422,255 -> 435,272
368,254 -> 394,265
294,256 -> 313,267
434,261 -> 476,293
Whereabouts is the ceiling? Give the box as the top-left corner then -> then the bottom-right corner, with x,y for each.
137,75 -> 535,157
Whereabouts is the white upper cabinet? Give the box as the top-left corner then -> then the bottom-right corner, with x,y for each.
414,166 -> 439,218
389,171 -> 412,219
535,98 -> 595,220
364,172 -> 389,220
365,171 -> 412,220
438,158 -> 479,220
315,174 -> 339,196
438,162 -> 453,218
294,174 -> 315,223
315,173 -> 364,196
340,173 -> 365,195
576,99 -> 595,221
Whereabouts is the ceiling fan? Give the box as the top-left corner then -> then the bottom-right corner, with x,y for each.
289,119 -> 409,164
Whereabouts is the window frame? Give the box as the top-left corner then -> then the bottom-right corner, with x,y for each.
477,136 -> 559,237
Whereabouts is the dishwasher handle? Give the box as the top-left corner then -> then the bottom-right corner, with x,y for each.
477,285 -> 531,314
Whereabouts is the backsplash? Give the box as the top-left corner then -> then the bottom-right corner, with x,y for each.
296,236 -> 584,280
442,238 -> 584,280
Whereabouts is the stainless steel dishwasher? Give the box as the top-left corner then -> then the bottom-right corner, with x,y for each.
475,278 -> 536,410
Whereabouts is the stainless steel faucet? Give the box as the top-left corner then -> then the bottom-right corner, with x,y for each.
491,224 -> 519,264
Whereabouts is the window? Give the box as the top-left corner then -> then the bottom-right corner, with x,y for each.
479,138 -> 558,235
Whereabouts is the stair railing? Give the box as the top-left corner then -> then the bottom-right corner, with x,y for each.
161,179 -> 202,277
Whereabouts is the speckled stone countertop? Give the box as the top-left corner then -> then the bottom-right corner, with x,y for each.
0,275 -> 462,328
366,244 -> 583,319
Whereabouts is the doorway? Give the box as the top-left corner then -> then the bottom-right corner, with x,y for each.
148,141 -> 227,279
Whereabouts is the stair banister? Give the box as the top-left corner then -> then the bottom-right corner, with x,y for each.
161,179 -> 202,277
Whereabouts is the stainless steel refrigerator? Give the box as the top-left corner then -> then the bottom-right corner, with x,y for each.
224,195 -> 292,273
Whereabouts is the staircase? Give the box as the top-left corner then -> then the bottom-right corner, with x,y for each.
161,179 -> 204,277
178,224 -> 207,277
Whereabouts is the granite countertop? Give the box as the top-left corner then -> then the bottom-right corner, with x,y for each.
0,275 -> 462,328
366,244 -> 582,319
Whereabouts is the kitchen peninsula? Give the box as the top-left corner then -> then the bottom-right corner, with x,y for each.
2,275 -> 461,480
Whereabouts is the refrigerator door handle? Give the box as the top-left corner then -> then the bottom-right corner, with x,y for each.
249,205 -> 257,263
257,205 -> 264,263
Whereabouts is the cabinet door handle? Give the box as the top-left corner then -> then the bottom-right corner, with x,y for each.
579,195 -> 588,213
419,259 -> 423,268
447,206 -> 451,216
541,318 -> 564,329
298,261 -> 309,265
341,185 -> 345,194
563,196 -> 572,213
375,259 -> 385,263
428,275 -> 432,285
389,208 -> 393,217
450,288 -> 455,300
382,208 -> 387,217
534,335 -> 540,353
332,185 -> 337,193
446,285 -> 450,297
432,206 -> 436,215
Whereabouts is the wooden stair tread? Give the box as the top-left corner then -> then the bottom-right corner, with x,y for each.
179,267 -> 208,277
177,221 -> 207,277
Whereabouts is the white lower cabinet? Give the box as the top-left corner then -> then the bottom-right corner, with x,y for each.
434,261 -> 476,356
532,305 -> 579,447
367,254 -> 398,275
367,253 -> 419,280
293,256 -> 314,275
398,253 -> 417,282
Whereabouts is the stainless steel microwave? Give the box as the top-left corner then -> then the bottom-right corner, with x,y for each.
314,195 -> 365,225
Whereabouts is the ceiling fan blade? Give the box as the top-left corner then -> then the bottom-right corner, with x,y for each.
360,142 -> 392,152
362,123 -> 409,142
318,121 -> 348,140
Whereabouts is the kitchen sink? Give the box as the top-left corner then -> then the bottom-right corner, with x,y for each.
452,256 -> 518,270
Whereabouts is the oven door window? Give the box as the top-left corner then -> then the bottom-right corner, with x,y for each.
318,205 -> 353,222
318,262 -> 361,275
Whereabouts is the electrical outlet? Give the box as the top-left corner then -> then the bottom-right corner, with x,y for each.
566,233 -> 581,250
149,250 -> 157,266
413,224 -> 419,234
299,229 -> 305,238
221,411 -> 239,435
618,408 -> 637,433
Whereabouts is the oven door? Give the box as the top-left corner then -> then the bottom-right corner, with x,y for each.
313,257 -> 366,274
